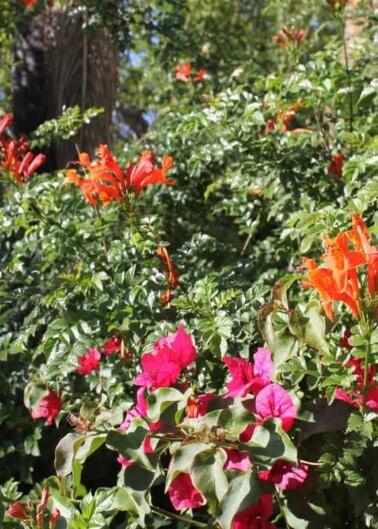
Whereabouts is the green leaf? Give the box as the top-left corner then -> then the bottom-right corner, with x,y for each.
106,425 -> 156,470
166,442 -> 212,488
289,300 -> 329,352
244,420 -> 297,466
123,464 -> 158,491
217,470 -> 261,529
54,433 -> 84,478
191,448 -> 228,513
258,301 -> 299,368
147,387 -> 189,423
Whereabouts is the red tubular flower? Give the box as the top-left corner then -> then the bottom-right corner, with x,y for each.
156,244 -> 179,306
31,390 -> 62,426
327,153 -> 343,181
67,145 -> 174,205
175,62 -> 192,82
193,68 -> 207,82
301,257 -> 361,321
0,116 -> 45,185
126,151 -> 175,196
349,213 -> 378,297
302,214 -> 378,321
0,113 -> 12,135
49,509 -> 61,528
66,144 -> 125,206
321,232 -> 366,296
273,26 -> 306,50
21,0 -> 37,5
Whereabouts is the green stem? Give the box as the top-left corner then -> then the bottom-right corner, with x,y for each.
151,506 -> 208,528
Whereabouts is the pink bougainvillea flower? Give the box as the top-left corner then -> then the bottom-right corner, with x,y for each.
223,448 -> 252,472
31,390 -> 62,426
117,454 -> 133,467
154,323 -> 196,368
223,348 -> 273,397
255,383 -> 297,432
232,494 -> 275,529
339,329 -> 353,350
103,335 -> 122,356
175,62 -> 192,82
259,460 -> 309,490
223,357 -> 255,397
253,347 -> 274,384
134,324 -> 196,389
126,151 -> 175,196
168,473 -> 205,510
327,153 -> 343,182
156,245 -> 179,306
366,387 -> 378,412
7,502 -> 30,521
334,355 -> 378,411
76,347 -> 101,374
119,388 -> 148,431
135,347 -> 182,388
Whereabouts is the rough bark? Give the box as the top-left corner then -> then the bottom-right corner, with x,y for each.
12,2 -> 119,170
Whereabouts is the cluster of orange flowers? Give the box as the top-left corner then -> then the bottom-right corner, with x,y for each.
302,214 -> 378,322
66,144 -> 174,206
175,63 -> 207,83
0,113 -> 45,185
273,26 -> 306,50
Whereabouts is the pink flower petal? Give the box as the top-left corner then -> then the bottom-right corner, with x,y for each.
31,390 -> 61,426
253,348 -> 274,385
224,449 -> 252,472
255,383 -> 297,431
155,323 -> 196,368
168,473 -> 205,510
259,460 -> 309,490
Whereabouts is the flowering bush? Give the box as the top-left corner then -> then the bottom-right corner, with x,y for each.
1,1 -> 377,528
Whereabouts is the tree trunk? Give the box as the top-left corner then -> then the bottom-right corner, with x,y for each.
12,1 -> 119,170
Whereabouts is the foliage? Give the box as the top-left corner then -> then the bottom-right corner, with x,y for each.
0,0 -> 377,528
